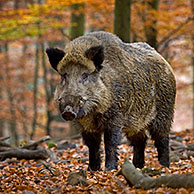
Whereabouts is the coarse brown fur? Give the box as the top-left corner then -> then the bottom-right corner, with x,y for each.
46,31 -> 176,171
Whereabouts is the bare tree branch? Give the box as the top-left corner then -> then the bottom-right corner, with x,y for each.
158,17 -> 193,48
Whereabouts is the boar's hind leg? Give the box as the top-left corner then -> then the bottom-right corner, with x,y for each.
104,127 -> 122,171
82,131 -> 101,171
127,132 -> 147,169
149,116 -> 171,168
154,136 -> 169,168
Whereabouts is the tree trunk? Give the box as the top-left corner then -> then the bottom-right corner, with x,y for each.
21,44 -> 28,139
114,0 -> 132,43
41,42 -> 52,136
30,0 -> 43,139
0,4 -> 4,137
191,0 -> 194,132
70,3 -> 85,40
30,42 -> 39,139
143,0 -> 159,50
4,44 -> 18,145
14,0 -> 19,9
0,46 -> 4,137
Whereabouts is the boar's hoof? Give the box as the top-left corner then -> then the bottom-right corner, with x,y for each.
88,164 -> 101,171
61,106 -> 76,121
159,157 -> 170,168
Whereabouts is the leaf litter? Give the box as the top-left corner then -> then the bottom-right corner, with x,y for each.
0,129 -> 194,193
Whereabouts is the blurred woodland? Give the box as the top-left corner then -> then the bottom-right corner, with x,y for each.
0,0 -> 193,145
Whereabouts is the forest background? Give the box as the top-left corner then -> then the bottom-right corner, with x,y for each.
0,0 -> 193,145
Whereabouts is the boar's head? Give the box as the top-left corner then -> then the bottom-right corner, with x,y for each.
46,37 -> 110,121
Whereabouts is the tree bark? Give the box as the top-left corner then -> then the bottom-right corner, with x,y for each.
4,44 -> 18,145
114,0 -> 131,43
30,0 -> 44,139
191,0 -> 194,132
70,3 -> 85,40
14,0 -> 19,9
41,42 -> 53,136
143,0 -> 159,50
22,135 -> 51,149
17,44 -> 29,139
0,3 -> 4,137
120,158 -> 194,189
30,42 -> 39,139
0,46 -> 4,137
0,149 -> 49,161
0,136 -> 51,161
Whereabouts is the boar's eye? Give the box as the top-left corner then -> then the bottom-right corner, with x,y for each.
80,73 -> 89,83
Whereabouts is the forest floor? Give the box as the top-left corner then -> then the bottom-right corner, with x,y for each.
0,129 -> 194,194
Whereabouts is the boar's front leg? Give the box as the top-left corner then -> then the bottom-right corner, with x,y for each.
82,131 -> 102,171
104,124 -> 122,171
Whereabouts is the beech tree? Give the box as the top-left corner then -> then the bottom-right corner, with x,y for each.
143,0 -> 159,49
70,3 -> 85,40
114,0 -> 131,42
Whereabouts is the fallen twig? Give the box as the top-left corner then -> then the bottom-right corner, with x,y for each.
0,136 -> 11,141
22,136 -> 51,150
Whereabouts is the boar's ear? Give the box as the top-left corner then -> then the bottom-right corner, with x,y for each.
46,48 -> 65,71
85,45 -> 104,71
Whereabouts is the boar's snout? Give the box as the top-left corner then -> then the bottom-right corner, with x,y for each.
61,105 -> 76,121
59,95 -> 85,121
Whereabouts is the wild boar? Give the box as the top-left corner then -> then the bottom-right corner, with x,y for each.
46,31 -> 176,171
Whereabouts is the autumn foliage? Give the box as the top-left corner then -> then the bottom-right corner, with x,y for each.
0,0 -> 193,142
0,129 -> 194,193
0,1 -> 193,193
